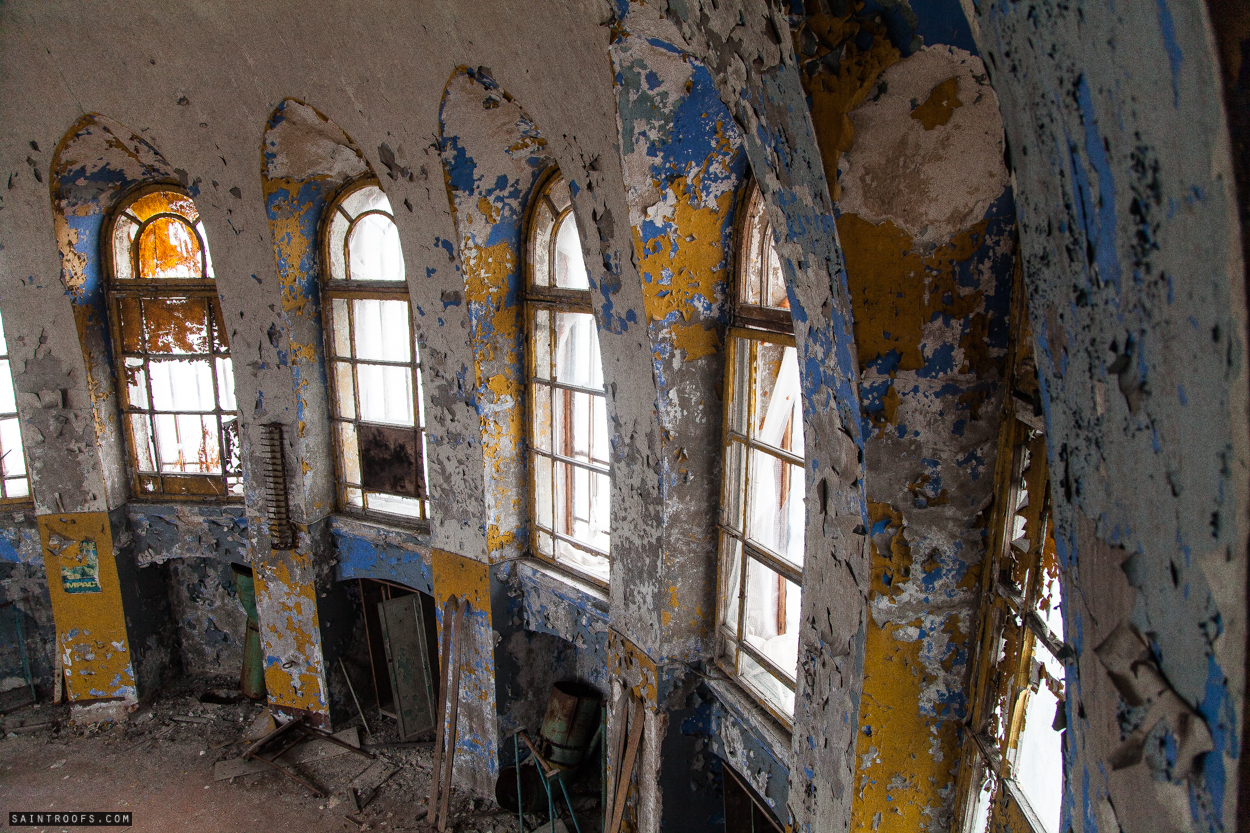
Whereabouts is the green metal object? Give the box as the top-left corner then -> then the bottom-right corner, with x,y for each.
233,566 -> 266,700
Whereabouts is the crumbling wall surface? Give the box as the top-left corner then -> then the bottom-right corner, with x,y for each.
332,514 -> 433,593
0,509 -> 55,695
163,557 -> 245,677
621,4 -> 872,830
838,43 -> 1016,832
964,2 -> 1249,831
706,679 -> 793,822
128,503 -> 248,565
438,67 -> 556,566
611,34 -> 747,662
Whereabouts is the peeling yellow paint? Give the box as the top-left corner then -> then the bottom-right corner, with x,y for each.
432,547 -> 490,611
911,76 -> 963,130
38,512 -> 136,704
608,629 -> 658,706
851,618 -> 961,832
867,501 -> 912,602
253,551 -> 328,719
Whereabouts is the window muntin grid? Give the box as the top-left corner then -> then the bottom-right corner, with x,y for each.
323,180 -> 428,521
716,183 -> 804,723
0,312 -> 30,502
108,187 -> 240,498
526,170 -> 610,585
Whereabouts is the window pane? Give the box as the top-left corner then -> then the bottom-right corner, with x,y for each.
334,362 -> 356,419
138,216 -> 203,279
533,308 -> 551,380
353,299 -> 411,363
764,240 -> 789,309
1013,681 -> 1063,833
553,388 -> 593,461
347,213 -> 405,282
753,344 -> 801,454
554,312 -> 600,389
130,414 -> 156,471
719,534 -> 743,638
0,418 -> 25,477
743,557 -> 800,680
112,215 -> 137,280
553,213 -> 589,289
328,212 -> 349,282
738,649 -> 795,717
0,360 -> 15,415
154,413 -> 220,473
554,538 -> 609,584
591,394 -> 608,465
345,485 -> 364,507
5,478 -> 29,499
531,202 -> 554,289
727,337 -> 750,436
149,359 -> 216,412
337,422 -> 361,484
746,449 -> 805,568
366,491 -> 424,518
330,298 -> 352,357
967,765 -> 994,833
215,357 -> 236,411
358,364 -> 414,426
221,417 -> 240,476
531,382 -> 552,453
341,183 -> 393,217
533,452 -> 553,530
142,296 -> 210,354
721,439 -> 746,532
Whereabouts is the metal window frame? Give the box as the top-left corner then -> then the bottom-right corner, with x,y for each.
320,176 -> 430,524
0,316 -> 32,504
523,167 -> 612,588
104,183 -> 240,501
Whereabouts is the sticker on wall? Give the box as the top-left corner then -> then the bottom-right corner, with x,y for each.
62,540 -> 102,594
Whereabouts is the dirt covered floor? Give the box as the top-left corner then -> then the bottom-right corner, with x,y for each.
0,677 -> 601,833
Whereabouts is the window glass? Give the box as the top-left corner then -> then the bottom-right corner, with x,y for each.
109,188 -> 239,498
527,171 -> 610,584
717,182 -> 803,721
323,180 -> 428,520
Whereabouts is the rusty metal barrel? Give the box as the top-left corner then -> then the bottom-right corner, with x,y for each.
539,681 -> 601,767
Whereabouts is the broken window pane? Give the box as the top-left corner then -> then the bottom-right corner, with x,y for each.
554,213 -> 589,289
1013,679 -> 1063,833
138,215 -> 203,279
358,423 -> 422,497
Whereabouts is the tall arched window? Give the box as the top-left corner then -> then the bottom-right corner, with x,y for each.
525,170 -> 610,585
108,187 -> 239,498
716,183 -> 804,721
322,179 -> 428,521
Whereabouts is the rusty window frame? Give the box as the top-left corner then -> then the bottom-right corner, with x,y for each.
0,310 -> 31,504
714,180 -> 803,726
105,184 -> 240,500
523,168 -> 611,588
320,177 -> 429,523
953,262 -> 1068,833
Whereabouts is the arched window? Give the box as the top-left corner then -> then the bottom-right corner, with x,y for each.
716,183 -> 804,721
525,170 -> 610,585
108,187 -> 239,498
322,179 -> 428,521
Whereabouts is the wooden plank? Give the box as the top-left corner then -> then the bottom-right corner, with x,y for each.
607,698 -> 644,833
436,600 -> 467,832
214,728 -> 360,780
603,690 -> 629,827
428,598 -> 455,825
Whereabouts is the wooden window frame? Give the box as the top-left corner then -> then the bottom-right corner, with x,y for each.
0,311 -> 32,505
320,176 -> 429,524
714,180 -> 804,727
523,167 -> 611,588
105,183 -> 240,501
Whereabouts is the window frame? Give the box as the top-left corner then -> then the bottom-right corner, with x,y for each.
954,269 -> 1068,833
104,182 -> 240,501
523,167 -> 612,589
319,175 -> 430,525
714,180 -> 805,728
0,311 -> 32,505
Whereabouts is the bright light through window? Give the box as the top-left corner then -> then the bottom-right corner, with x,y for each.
0,311 -> 30,501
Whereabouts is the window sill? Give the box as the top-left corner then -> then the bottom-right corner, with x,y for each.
516,557 -> 610,644
704,670 -> 793,768
329,512 -> 432,549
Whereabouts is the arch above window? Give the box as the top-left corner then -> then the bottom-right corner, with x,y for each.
111,188 -> 215,281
